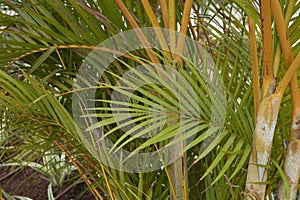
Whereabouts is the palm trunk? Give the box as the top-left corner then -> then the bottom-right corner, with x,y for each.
277,117 -> 300,199
245,0 -> 278,197
245,91 -> 282,199
169,112 -> 188,200
169,148 -> 185,200
270,0 -> 300,198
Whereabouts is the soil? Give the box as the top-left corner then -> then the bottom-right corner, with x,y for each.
0,167 -> 95,200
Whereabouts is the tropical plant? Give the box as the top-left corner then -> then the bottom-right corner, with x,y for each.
0,0 -> 299,200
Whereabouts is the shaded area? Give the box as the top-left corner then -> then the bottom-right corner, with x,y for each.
1,167 -> 95,200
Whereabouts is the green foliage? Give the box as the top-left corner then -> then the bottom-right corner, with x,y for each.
0,0 -> 299,199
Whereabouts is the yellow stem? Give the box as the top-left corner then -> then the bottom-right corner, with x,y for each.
248,15 -> 260,120
277,52 -> 300,94
260,0 -> 273,80
159,0 -> 169,28
99,162 -> 115,199
52,132 -> 105,199
5,45 -> 142,70
271,1 -> 292,67
182,145 -> 188,200
271,0 -> 300,111
284,0 -> 297,24
260,0 -> 276,103
168,0 -> 176,58
273,45 -> 281,77
169,0 -> 176,31
175,0 -> 193,64
114,0 -> 140,29
140,0 -> 170,52
55,48 -> 66,70
273,0 -> 296,77
113,0 -> 159,63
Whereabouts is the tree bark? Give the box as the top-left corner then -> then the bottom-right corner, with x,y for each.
277,117 -> 300,199
245,93 -> 281,199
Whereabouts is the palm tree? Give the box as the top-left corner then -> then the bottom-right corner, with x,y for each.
0,0 -> 299,199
